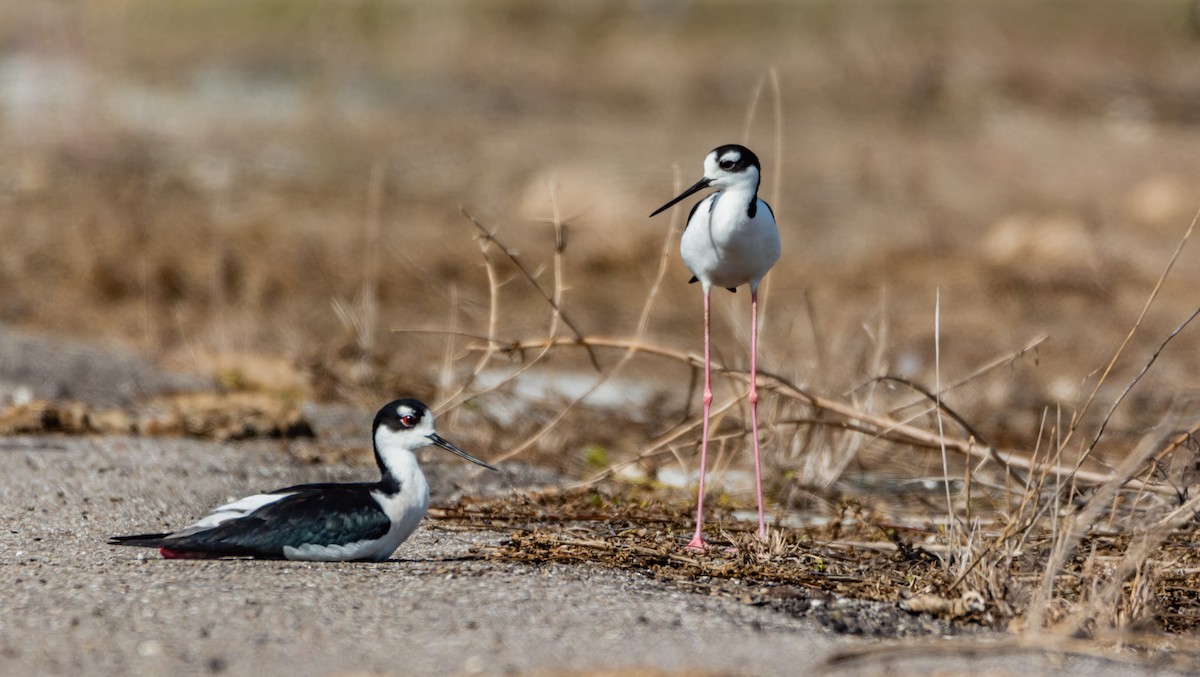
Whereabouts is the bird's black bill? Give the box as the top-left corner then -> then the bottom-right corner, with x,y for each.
429,433 -> 498,471
649,177 -> 711,217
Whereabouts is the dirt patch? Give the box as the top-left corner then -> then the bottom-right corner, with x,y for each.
0,393 -> 313,440
432,487 -> 1200,643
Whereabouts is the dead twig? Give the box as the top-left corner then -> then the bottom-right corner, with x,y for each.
1066,209 -> 1197,470
459,206 -> 601,372
1083,304 -> 1200,463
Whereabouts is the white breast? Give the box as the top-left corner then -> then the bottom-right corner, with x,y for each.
680,192 -> 780,291
278,477 -> 429,562
338,447 -> 431,562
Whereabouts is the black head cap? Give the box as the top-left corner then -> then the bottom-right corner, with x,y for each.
373,398 -> 429,433
711,144 -> 761,173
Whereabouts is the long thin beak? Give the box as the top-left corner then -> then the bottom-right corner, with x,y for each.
429,433 -> 499,471
649,177 -> 712,217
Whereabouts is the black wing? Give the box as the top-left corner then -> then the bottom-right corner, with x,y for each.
112,484 -> 392,558
684,192 -> 721,230
760,198 -> 775,221
685,198 -> 703,228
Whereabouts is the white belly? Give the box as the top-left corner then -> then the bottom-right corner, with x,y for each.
367,482 -> 431,561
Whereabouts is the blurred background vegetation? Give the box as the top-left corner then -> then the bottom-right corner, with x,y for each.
2,0 -> 1200,475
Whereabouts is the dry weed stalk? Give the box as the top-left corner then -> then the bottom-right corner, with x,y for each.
915,212 -> 1200,644
454,173 -> 683,463
330,160 -> 386,383
1016,215 -> 1200,635
1069,209 -> 1197,471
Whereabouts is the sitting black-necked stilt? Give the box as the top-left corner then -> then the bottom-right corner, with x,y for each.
110,399 -> 497,561
650,144 -> 781,551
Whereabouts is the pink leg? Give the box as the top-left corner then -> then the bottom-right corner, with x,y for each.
686,291 -> 713,551
750,290 -> 767,541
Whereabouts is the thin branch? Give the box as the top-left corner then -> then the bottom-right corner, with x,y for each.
459,206 -> 601,371
429,238 -> 504,412
884,334 -> 1048,414
870,374 -> 1030,489
1063,209 -> 1198,465
487,173 -> 685,464
1082,305 -> 1200,461
570,397 -> 743,489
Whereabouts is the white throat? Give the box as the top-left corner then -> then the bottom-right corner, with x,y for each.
374,426 -> 427,484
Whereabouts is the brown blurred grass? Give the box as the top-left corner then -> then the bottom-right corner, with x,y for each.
5,0 -> 1200,644
1,1 -> 1197,450
3,0 -> 1198,409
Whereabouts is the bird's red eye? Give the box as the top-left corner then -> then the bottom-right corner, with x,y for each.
401,415 -> 417,427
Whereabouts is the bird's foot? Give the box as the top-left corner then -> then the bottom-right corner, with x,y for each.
685,535 -> 710,552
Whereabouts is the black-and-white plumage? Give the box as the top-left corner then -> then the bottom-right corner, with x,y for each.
109,399 -> 497,561
651,145 -> 779,295
650,144 -> 780,551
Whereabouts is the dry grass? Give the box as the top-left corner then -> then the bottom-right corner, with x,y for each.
433,204 -> 1200,647
4,0 -> 1200,663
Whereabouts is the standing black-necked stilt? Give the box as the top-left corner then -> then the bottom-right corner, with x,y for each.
650,144 -> 781,551
109,399 -> 497,561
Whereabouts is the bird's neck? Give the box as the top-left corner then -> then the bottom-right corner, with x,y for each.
714,182 -> 760,219
376,471 -> 402,494
374,444 -> 422,494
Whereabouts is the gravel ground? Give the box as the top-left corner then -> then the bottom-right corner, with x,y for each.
1,436 -> 835,677
0,326 -> 211,407
0,435 -> 1191,677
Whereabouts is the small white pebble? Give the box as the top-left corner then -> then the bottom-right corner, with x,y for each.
137,640 -> 162,657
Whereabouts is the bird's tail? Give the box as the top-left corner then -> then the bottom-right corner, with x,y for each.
108,533 -> 171,548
